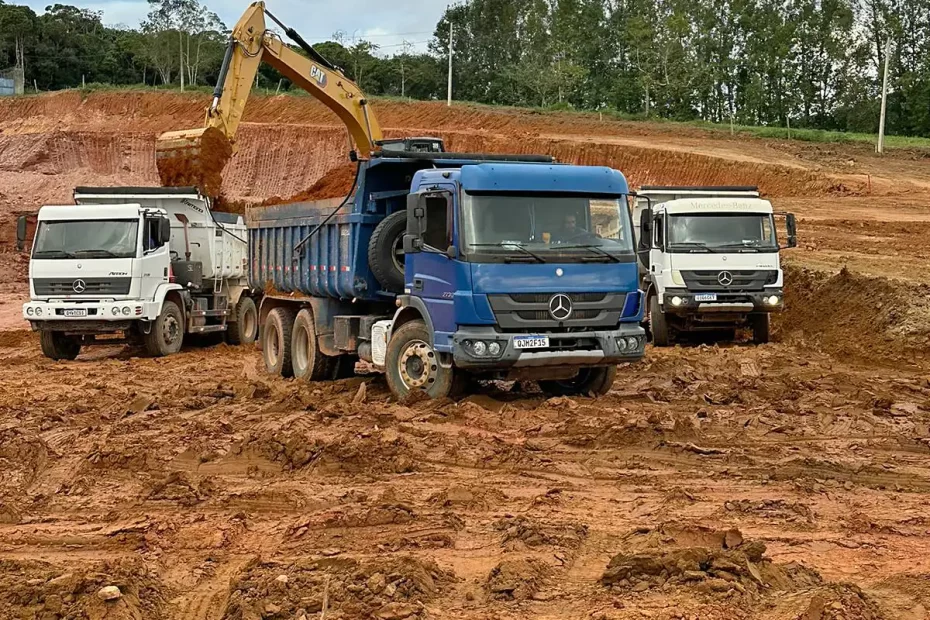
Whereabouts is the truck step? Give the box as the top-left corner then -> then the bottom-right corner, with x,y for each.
190,309 -> 230,318
189,325 -> 227,334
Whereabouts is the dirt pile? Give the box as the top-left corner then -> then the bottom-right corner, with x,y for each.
222,556 -> 455,619
155,126 -> 232,199
485,558 -> 553,601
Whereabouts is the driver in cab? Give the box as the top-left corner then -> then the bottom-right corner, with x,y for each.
552,214 -> 587,244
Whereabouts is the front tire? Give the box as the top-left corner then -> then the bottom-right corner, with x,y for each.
40,331 -> 81,361
144,300 -> 184,357
750,313 -> 771,344
227,296 -> 258,346
263,307 -> 296,377
291,308 -> 333,382
539,365 -> 617,397
650,296 -> 671,347
385,319 -> 462,400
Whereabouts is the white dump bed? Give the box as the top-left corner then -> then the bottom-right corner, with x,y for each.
73,186 -> 247,281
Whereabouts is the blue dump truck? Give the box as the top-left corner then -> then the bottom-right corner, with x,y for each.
249,147 -> 646,400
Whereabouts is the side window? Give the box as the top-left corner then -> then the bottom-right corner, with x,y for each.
143,218 -> 160,252
654,215 -> 664,248
761,217 -> 773,242
423,195 -> 450,250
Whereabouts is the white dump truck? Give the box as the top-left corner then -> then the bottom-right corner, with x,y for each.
19,186 -> 260,360
633,186 -> 797,346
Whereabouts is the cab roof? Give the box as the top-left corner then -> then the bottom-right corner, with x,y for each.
415,163 -> 629,196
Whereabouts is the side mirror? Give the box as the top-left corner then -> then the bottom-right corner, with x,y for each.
638,209 -> 652,250
786,213 -> 798,248
157,217 -> 171,246
406,194 -> 426,237
16,215 -> 27,252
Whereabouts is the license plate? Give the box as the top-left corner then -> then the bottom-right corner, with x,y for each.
63,309 -> 88,318
514,335 -> 550,350
695,293 -> 718,302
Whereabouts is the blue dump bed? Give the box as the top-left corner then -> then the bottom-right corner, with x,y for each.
248,154 -> 554,302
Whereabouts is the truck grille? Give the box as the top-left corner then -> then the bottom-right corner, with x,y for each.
681,270 -> 777,292
33,278 -> 132,296
489,292 -> 624,332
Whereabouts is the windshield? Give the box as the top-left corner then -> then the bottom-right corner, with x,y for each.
32,220 -> 139,259
668,213 -> 776,251
462,194 -> 633,262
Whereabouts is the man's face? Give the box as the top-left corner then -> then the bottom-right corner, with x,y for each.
564,215 -> 577,232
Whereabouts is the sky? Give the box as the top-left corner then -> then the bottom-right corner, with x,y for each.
14,0 -> 450,53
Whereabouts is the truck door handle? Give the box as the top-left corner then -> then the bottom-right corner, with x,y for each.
413,278 -> 424,291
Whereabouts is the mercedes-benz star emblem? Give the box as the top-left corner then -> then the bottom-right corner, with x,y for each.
717,271 -> 734,287
548,294 -> 573,321
72,279 -> 87,293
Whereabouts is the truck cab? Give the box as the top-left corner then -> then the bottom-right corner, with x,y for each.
633,186 -> 797,345
21,187 -> 257,360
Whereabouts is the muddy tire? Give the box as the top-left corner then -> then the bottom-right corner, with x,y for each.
330,354 -> 358,380
650,296 -> 670,347
40,331 -> 81,361
750,313 -> 771,344
385,319 -> 462,400
368,211 -> 408,293
263,307 -> 297,377
291,308 -> 334,382
144,300 -> 184,357
539,365 -> 617,397
226,296 -> 258,346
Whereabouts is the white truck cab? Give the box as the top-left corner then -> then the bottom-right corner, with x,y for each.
633,186 -> 797,345
20,187 -> 259,360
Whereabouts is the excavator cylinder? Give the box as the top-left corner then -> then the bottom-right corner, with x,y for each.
155,126 -> 232,198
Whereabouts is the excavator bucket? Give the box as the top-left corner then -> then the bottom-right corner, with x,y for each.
155,126 -> 233,198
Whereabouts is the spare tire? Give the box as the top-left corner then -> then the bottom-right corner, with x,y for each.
368,210 -> 408,293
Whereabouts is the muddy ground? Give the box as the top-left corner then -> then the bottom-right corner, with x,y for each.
2,91 -> 930,619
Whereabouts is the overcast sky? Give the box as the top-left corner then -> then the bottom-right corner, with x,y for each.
14,0 -> 449,53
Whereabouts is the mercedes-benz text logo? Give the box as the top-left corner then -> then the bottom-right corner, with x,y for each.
548,294 -> 573,321
72,279 -> 87,293
717,271 -> 734,287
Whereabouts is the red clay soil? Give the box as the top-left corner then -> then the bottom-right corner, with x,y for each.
257,162 -> 358,205
155,126 -> 232,199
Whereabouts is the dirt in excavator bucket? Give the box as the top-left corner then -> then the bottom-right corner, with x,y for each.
155,126 -> 232,199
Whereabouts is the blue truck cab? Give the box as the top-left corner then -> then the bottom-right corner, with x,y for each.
249,149 -> 645,400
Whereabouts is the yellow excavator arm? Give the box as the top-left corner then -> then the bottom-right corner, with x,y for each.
155,1 -> 383,195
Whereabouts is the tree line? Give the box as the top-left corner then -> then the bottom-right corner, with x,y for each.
0,0 -> 926,137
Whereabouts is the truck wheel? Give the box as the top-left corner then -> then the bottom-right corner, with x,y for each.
368,211 -> 408,293
385,319 -> 462,400
263,307 -> 297,377
330,354 -> 358,380
144,300 -> 184,357
226,296 -> 258,346
650,296 -> 671,347
291,308 -> 334,382
539,365 -> 617,397
39,331 -> 81,361
750,313 -> 771,344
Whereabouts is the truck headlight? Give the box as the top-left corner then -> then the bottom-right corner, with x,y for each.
472,341 -> 488,357
121,306 -> 131,316
627,337 -> 639,350
672,270 -> 685,286
670,296 -> 684,307
26,307 -> 34,316
766,295 -> 781,306
617,338 -> 628,352
112,307 -> 121,316
34,307 -> 43,317
488,342 -> 501,356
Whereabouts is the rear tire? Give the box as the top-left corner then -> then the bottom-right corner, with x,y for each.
227,296 -> 258,346
750,313 -> 771,344
385,319 -> 462,400
330,354 -> 358,380
144,300 -> 184,357
368,211 -> 408,293
650,296 -> 670,347
539,365 -> 617,397
291,308 -> 333,382
39,331 -> 81,361
263,307 -> 297,377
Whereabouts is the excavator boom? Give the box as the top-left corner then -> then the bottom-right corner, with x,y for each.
155,1 -> 383,195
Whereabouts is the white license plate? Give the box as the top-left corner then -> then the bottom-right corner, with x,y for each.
695,294 -> 718,302
514,335 -> 550,350
63,309 -> 88,318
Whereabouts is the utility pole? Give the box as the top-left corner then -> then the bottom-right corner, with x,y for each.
179,31 -> 185,92
401,40 -> 412,99
447,22 -> 454,107
877,37 -> 892,154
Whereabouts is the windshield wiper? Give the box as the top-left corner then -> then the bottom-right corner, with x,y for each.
669,242 -> 719,253
73,249 -> 121,258
471,242 -> 546,263
558,244 -> 621,263
32,250 -> 76,258
716,241 -> 774,252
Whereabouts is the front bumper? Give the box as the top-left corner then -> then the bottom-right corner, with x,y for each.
661,289 -> 784,315
23,300 -> 157,323
451,324 -> 646,370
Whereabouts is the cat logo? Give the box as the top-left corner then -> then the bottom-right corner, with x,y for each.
309,65 -> 328,88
